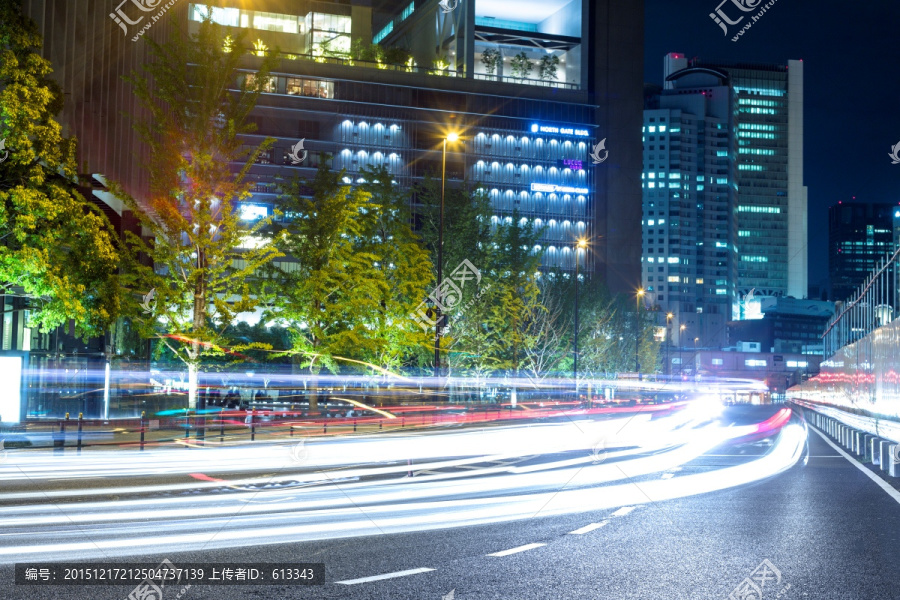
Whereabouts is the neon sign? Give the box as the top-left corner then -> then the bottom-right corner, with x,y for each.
530,183 -> 589,195
530,123 -> 590,137
557,159 -> 584,170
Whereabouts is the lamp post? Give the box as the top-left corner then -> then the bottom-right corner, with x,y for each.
679,324 -> 686,377
635,289 -> 644,381
574,239 -> 587,396
665,313 -> 673,378
434,131 -> 460,378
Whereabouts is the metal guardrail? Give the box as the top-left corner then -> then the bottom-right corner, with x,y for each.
822,246 -> 900,357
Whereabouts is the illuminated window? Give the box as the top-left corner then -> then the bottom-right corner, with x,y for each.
190,4 -> 239,26
286,77 -> 334,98
745,359 -> 767,367
374,22 -> 394,43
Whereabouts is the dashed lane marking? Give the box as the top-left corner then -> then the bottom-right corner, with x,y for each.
335,567 -> 435,585
568,521 -> 609,535
487,543 -> 546,557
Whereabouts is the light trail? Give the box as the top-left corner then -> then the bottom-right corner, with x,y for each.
0,405 -> 804,563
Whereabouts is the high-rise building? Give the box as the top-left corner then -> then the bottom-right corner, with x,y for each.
829,201 -> 899,301
22,0 -> 644,292
664,54 -> 807,301
641,58 -> 737,348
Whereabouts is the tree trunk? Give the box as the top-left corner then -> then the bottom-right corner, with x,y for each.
308,379 -> 319,415
188,362 -> 199,410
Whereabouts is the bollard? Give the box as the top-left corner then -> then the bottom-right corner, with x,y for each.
55,413 -> 69,454
77,413 -> 83,454
884,443 -> 900,477
870,437 -> 882,466
402,417 -> 405,428
220,408 -> 225,442
879,441 -> 892,473
140,411 -> 146,451
379,420 -> 383,430
323,420 -> 327,434
353,420 -> 357,432
184,408 -> 190,445
862,434 -> 874,462
250,410 -> 256,441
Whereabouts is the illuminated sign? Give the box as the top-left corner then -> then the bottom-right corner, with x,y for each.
557,159 -> 584,170
239,204 -> 269,220
530,123 -> 590,137
0,356 -> 23,423
530,183 -> 589,195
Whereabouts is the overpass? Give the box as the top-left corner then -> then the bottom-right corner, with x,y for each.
788,246 -> 900,477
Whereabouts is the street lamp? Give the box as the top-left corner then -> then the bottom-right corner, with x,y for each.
435,131 -> 460,378
665,313 -> 673,378
574,238 -> 588,395
635,288 -> 645,381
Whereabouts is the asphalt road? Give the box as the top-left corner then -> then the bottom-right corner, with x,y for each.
1,405 -> 899,600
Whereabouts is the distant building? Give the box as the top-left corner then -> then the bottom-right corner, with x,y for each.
727,297 -> 835,356
662,54 -> 807,301
829,201 -> 899,301
680,350 -> 821,395
641,58 -> 736,348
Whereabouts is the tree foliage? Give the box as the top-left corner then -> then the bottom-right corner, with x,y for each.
0,0 -> 120,337
111,19 -> 282,407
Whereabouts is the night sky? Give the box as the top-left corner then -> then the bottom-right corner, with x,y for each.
645,0 -> 900,292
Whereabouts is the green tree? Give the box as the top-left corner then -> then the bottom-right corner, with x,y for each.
579,291 -> 659,377
480,48 -> 501,75
478,212 -> 544,374
414,177 -> 494,371
510,51 -> 534,79
538,54 -> 561,81
521,272 -> 573,383
111,20 -> 282,409
356,165 -> 433,370
264,163 -> 376,413
0,0 -> 120,337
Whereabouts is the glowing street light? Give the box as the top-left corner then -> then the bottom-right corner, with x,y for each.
635,288 -> 645,381
574,238 -> 588,394
435,131 -> 462,377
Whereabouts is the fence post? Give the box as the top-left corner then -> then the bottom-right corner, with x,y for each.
77,413 -> 83,454
140,411 -> 146,451
55,413 -> 69,454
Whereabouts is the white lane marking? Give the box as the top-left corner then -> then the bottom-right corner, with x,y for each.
487,543 -> 546,557
611,506 -> 635,517
568,520 -> 609,535
811,427 -> 900,505
335,567 -> 435,585
661,473 -> 674,480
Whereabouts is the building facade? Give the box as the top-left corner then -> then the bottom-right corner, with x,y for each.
181,0 -> 644,289
829,201 -> 900,301
664,54 -> 807,302
642,59 -> 737,348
